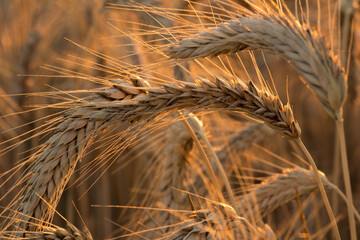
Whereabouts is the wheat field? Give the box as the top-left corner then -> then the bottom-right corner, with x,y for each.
0,0 -> 359,239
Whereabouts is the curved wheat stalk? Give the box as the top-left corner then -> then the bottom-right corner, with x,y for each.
9,75 -> 299,233
165,5 -> 346,121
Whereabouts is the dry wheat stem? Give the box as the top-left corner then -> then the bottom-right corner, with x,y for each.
182,115 -> 239,217
336,120 -> 357,240
339,2 -> 358,238
341,0 -> 357,67
170,202 -> 276,240
296,139 -> 341,240
327,181 -> 360,223
12,75 -> 299,232
197,125 -> 238,212
166,9 -> 346,120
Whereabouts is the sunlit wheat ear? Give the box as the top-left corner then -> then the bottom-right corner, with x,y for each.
23,223 -> 92,240
165,5 -> 346,120
235,168 -> 330,219
13,73 -> 298,232
13,78 -> 151,231
170,202 -> 276,240
160,116 -> 202,225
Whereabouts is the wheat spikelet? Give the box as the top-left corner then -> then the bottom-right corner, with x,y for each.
166,4 -> 346,120
23,223 -> 92,240
235,168 -> 329,219
12,75 -> 299,232
82,78 -> 300,138
169,202 -> 276,240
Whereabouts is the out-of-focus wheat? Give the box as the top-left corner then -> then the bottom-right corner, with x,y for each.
170,202 -> 276,240
160,116 -> 202,226
236,168 -> 328,219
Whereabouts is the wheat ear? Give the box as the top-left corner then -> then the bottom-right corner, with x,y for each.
170,202 -> 276,240
23,223 -> 92,240
235,168 -> 328,219
12,79 -> 151,231
166,6 -> 344,236
166,8 -> 346,121
12,76 -> 299,232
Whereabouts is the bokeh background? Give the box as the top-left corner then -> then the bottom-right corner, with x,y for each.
0,0 -> 359,239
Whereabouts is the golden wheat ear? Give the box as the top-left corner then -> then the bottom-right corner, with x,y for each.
170,202 -> 276,240
23,223 -> 93,240
12,73 -> 299,232
165,6 -> 346,121
235,168 -> 329,219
